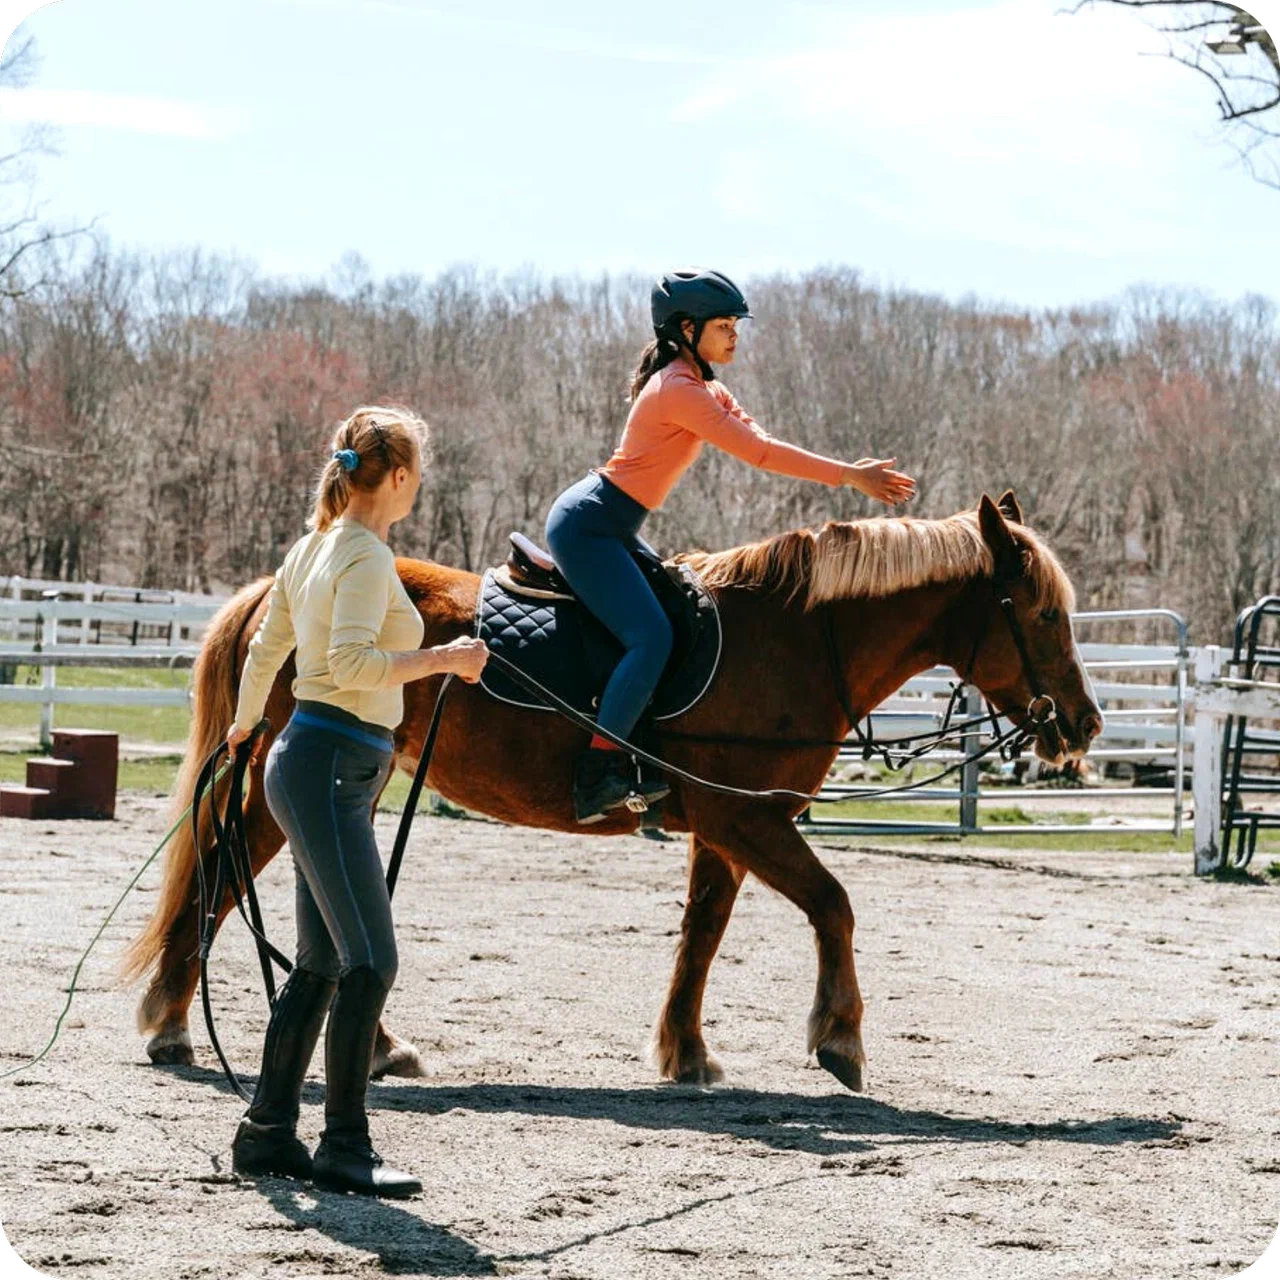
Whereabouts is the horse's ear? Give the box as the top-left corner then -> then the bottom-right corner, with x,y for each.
996,489 -> 1023,525
978,494 -> 1022,578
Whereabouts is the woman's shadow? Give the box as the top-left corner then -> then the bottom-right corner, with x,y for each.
250,1176 -> 497,1277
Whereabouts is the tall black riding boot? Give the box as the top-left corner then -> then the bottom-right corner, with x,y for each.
573,748 -> 670,824
231,967 -> 336,1180
572,747 -> 632,823
312,966 -> 422,1198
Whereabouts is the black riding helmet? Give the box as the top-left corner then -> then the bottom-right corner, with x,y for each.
651,269 -> 752,331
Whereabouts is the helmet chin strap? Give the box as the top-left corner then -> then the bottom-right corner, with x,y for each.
680,318 -> 714,380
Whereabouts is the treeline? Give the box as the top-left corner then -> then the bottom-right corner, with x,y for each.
0,242 -> 1277,642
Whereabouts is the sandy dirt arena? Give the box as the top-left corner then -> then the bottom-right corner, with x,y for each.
1,796 -> 1278,1279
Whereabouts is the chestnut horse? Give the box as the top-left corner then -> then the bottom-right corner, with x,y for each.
123,492 -> 1101,1093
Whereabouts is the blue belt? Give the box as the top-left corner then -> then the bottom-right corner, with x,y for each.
289,711 -> 394,754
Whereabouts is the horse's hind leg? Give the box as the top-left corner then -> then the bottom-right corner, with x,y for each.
141,771 -> 286,1065
653,835 -> 744,1084
699,805 -> 865,1092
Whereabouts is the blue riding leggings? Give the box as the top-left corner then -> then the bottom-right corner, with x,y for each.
263,700 -> 398,988
544,471 -> 673,742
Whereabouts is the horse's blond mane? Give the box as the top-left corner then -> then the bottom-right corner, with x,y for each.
681,511 -> 1075,613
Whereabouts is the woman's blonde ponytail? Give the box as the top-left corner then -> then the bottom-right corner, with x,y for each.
308,406 -> 429,533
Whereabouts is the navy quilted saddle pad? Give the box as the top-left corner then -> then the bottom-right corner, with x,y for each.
474,540 -> 722,723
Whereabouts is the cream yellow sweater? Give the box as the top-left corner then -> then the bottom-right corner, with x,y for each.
232,517 -> 425,733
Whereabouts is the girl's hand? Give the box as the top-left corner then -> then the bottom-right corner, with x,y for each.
843,457 -> 917,506
435,636 -> 489,683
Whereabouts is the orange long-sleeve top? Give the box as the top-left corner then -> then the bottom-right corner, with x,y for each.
598,360 -> 846,511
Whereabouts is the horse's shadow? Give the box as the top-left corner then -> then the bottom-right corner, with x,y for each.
166,1065 -> 1178,1276
170,1063 -> 1180,1162
370,1079 -> 1180,1159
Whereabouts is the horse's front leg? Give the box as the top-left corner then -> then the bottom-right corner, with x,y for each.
653,834 -> 745,1084
698,804 -> 866,1092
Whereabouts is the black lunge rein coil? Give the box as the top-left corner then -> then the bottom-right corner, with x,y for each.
193,677 -> 456,1100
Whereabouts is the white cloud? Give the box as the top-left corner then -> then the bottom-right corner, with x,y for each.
0,87 -> 246,139
667,1 -> 1221,257
674,1 -> 1197,141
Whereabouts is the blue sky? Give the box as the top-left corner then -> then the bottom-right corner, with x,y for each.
1,0 -> 1278,308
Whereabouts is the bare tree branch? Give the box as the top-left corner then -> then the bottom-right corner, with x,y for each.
1066,1 -> 1280,188
0,35 -> 90,299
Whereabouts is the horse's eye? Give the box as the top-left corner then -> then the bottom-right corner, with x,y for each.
1040,608 -> 1060,625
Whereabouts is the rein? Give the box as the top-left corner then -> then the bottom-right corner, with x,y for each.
481,647 -> 1047,807
192,722 -> 291,1101
649,571 -> 1055,775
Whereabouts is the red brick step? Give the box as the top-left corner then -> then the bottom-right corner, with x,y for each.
0,731 -> 119,821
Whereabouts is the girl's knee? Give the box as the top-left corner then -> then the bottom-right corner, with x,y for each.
371,945 -> 398,991
648,613 -> 674,664
296,944 -> 340,982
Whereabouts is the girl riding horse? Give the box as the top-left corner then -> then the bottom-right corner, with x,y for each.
545,269 -> 917,823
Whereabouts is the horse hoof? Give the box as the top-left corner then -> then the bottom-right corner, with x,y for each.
146,1029 -> 194,1066
372,1040 -> 425,1080
816,1047 -> 864,1093
674,1055 -> 725,1086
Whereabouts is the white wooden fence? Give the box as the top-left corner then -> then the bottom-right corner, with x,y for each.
0,583 -> 227,745
0,582 -> 1256,872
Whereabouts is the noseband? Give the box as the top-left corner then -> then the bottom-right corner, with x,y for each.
990,573 -> 1059,733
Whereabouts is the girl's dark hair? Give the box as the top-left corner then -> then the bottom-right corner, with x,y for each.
629,318 -> 713,402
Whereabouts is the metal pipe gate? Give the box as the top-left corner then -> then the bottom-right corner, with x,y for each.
798,608 -> 1190,839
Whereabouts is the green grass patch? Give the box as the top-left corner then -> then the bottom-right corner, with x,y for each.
0,748 -> 435,817
816,798 -> 1095,829
0,665 -> 191,745
0,750 -> 185,795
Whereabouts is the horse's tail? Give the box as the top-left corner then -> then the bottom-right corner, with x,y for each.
120,576 -> 273,1008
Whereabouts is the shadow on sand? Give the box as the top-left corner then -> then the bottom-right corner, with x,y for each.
163,1065 -> 1180,1275
169,1063 -> 1180,1162
378,1079 -> 1178,1159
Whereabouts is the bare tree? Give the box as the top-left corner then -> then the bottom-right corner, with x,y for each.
0,34 -> 88,299
1068,2 -> 1280,186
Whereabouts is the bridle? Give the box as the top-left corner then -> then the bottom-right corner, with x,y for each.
820,568 -> 1061,775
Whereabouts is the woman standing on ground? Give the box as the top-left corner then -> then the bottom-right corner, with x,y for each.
226,406 -> 487,1198
545,269 -> 917,824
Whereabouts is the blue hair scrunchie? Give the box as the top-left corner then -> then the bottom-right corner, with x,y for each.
333,448 -> 359,473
